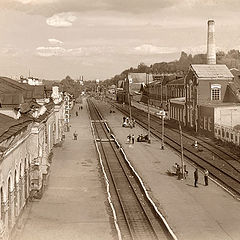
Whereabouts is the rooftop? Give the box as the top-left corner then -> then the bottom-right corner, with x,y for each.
128,73 -> 153,84
191,64 -> 234,79
0,113 -> 32,144
0,77 -> 28,94
200,102 -> 240,108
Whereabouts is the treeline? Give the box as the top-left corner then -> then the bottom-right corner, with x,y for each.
61,76 -> 82,98
104,49 -> 240,86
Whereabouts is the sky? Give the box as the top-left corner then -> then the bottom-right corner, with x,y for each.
0,0 -> 240,80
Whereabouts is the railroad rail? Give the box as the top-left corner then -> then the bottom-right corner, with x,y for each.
110,101 -> 240,198
87,98 -> 175,240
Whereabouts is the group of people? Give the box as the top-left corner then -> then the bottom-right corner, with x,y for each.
173,163 -> 209,187
127,134 -> 135,144
194,168 -> 209,187
174,163 -> 188,180
137,134 -> 149,142
122,116 -> 135,128
75,105 -> 83,117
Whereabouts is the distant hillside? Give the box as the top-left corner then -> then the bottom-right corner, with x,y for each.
103,49 -> 240,86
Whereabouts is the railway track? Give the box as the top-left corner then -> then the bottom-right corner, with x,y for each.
87,98 -> 175,240
110,101 -> 240,198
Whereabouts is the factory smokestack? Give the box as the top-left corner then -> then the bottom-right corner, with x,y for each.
207,20 -> 216,64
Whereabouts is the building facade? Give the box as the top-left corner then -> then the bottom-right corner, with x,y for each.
0,78 -> 66,239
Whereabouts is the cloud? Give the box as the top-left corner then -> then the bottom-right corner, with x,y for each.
2,0 -> 180,16
36,46 -> 114,57
48,38 -> 63,45
46,12 -> 77,27
36,46 -> 66,57
0,47 -> 22,56
134,44 -> 178,55
15,0 -> 57,4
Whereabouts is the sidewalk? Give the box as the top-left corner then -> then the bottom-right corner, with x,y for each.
16,98 -> 113,240
97,99 -> 240,240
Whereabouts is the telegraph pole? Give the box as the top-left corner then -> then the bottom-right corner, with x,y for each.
179,121 -> 185,179
146,73 -> 151,143
158,109 -> 165,150
127,75 -> 132,123
161,113 -> 165,149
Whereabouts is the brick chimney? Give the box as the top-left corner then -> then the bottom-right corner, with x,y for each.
207,20 -> 216,64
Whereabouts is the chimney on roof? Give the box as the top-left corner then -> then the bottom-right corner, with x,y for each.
207,20 -> 216,65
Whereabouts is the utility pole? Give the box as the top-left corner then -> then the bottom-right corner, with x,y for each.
161,113 -> 165,149
158,109 -> 165,150
179,121 -> 185,179
127,75 -> 132,123
161,81 -> 163,108
146,73 -> 151,143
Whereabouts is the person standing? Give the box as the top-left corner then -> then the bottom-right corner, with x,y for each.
123,116 -> 126,123
73,131 -> 78,140
132,119 -> 135,127
204,169 -> 209,186
127,134 -> 131,144
194,168 -> 198,187
176,164 -> 181,179
132,134 -> 135,144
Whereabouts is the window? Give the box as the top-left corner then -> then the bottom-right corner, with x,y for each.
211,88 -> 220,100
208,117 -> 212,131
203,116 -> 207,130
200,117 -> 204,129
211,84 -> 221,100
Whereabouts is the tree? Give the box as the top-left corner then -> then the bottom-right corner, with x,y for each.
61,76 -> 82,98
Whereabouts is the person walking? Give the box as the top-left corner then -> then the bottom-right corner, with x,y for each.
73,131 -> 78,140
132,134 -> 135,144
123,116 -> 126,123
204,169 -> 209,186
132,119 -> 135,127
194,168 -> 198,187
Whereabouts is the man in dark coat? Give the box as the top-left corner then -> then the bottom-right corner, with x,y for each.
194,168 -> 198,187
204,169 -> 209,186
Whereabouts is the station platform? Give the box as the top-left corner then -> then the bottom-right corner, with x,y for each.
97,99 -> 240,240
15,98 -> 113,240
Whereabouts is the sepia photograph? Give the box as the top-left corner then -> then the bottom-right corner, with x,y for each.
0,0 -> 240,240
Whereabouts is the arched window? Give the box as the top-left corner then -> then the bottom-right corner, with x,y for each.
0,187 -> 4,222
14,171 -> 18,217
211,84 -> 221,100
7,177 -> 11,229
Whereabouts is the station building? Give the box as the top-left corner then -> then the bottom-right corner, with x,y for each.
0,77 -> 68,239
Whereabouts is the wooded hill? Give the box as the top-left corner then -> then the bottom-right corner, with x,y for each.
103,49 -> 240,86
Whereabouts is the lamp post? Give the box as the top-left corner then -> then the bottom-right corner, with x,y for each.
158,109 -> 165,150
127,76 -> 132,123
179,121 -> 185,179
146,73 -> 151,143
